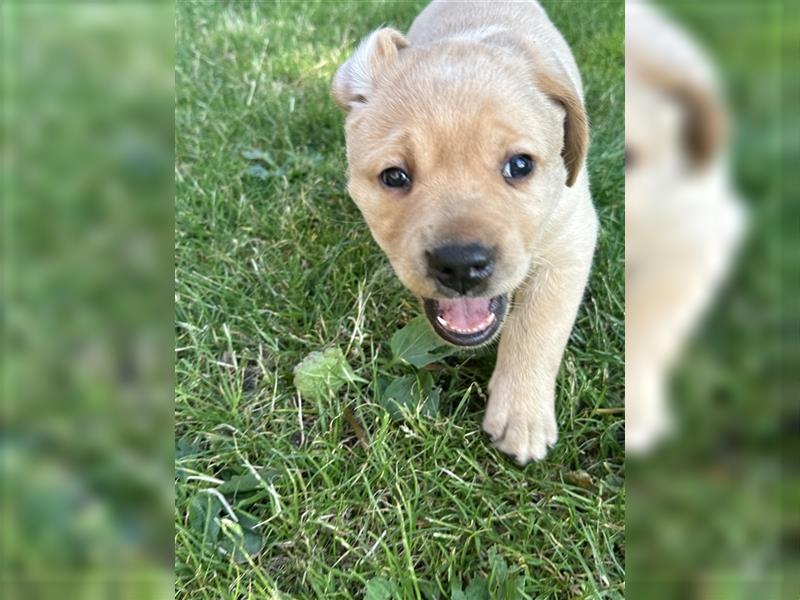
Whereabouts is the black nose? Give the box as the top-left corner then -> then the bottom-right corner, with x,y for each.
427,243 -> 495,294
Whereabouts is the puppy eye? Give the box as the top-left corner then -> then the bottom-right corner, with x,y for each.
380,167 -> 411,189
502,154 -> 534,180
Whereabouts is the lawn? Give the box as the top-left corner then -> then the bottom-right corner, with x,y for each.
175,1 -> 625,598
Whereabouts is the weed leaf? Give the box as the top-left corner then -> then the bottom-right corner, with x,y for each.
176,436 -> 200,460
380,376 -> 415,420
293,347 -> 363,401
380,375 -> 441,420
188,492 -> 222,543
419,579 -> 441,600
464,576 -> 490,600
241,148 -> 273,163
488,547 -> 509,581
218,517 -> 264,563
218,469 -> 278,495
365,577 -> 397,600
450,581 -> 467,600
390,316 -> 457,368
245,164 -> 271,179
487,547 -> 526,599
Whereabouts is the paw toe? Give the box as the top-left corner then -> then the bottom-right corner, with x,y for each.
482,410 -> 510,442
488,414 -> 557,465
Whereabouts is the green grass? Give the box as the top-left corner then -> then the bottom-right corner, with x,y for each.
175,1 -> 624,598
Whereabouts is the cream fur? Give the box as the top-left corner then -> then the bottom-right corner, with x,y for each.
625,1 -> 745,453
333,0 -> 598,464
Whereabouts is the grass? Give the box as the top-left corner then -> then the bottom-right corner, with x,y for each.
175,1 -> 624,598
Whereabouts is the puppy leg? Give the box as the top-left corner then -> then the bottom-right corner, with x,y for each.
483,258 -> 592,464
625,355 -> 673,454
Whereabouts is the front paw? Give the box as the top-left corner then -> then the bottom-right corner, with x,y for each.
625,407 -> 673,455
482,379 -> 558,465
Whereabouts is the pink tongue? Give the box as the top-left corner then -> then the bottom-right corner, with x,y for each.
438,297 -> 491,330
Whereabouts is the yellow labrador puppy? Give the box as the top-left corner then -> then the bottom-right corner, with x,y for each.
625,1 -> 745,453
332,0 -> 598,463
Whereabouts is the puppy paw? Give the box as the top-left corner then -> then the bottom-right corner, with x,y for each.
625,410 -> 673,455
482,384 -> 558,465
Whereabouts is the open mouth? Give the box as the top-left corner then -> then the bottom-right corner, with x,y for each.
423,295 -> 508,347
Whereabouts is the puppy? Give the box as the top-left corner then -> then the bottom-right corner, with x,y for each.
332,0 -> 598,464
625,1 -> 745,453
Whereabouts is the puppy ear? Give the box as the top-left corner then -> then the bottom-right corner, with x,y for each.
332,27 -> 409,112
534,70 -> 589,187
628,53 -> 726,170
672,81 -> 727,170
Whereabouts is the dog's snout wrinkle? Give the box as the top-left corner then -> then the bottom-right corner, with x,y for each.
426,243 -> 495,294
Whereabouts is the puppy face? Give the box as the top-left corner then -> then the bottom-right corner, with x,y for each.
333,30 -> 585,346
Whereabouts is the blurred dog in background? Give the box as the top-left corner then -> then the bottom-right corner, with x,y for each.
625,0 -> 745,453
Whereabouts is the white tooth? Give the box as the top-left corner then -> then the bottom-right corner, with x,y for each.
437,310 -> 496,336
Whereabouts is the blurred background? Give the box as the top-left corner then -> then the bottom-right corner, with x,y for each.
1,3 -> 174,599
625,0 -> 797,598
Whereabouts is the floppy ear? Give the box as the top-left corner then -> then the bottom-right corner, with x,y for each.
534,69 -> 589,187
331,27 -> 409,112
672,81 -> 727,170
631,55 -> 727,171
481,31 -> 589,187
